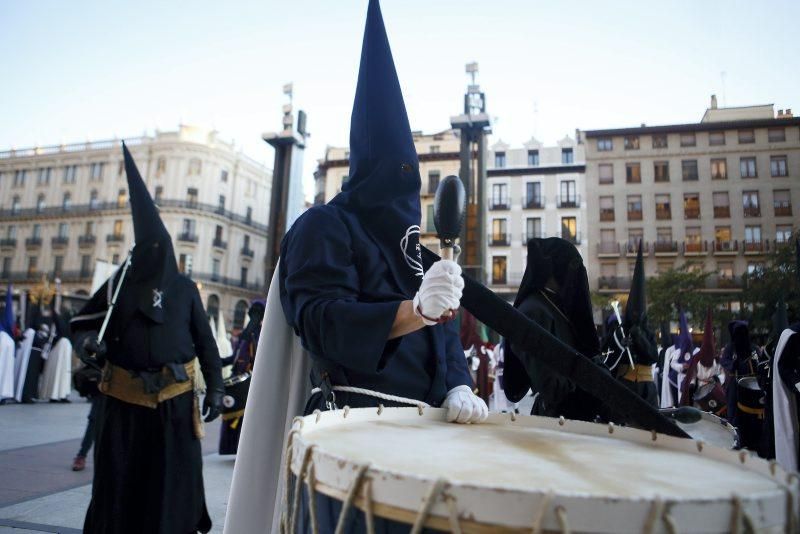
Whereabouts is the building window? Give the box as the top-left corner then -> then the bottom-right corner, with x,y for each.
32,224 -> 41,239
62,192 -> 71,210
680,132 -> 696,147
89,190 -> 99,209
182,218 -> 196,236
27,256 -> 38,277
11,196 -> 20,214
600,229 -> 615,246
63,165 -> 77,184
654,161 -> 669,182
624,136 -> 640,150
740,157 -> 757,178
187,187 -> 199,205
652,134 -> 668,149
425,205 -> 435,233
776,225 -> 793,243
738,129 -> 755,144
90,162 -> 104,181
84,221 -> 94,235
491,183 -> 509,209
685,227 -> 702,249
713,192 -> 730,218
625,162 -> 641,184
113,220 -> 123,237
491,256 -> 507,285
773,189 -> 792,216
744,225 -> 762,245
597,138 -> 613,151
80,255 -> 91,276
1,257 -> 9,278
681,160 -> 699,181
715,226 -> 732,247
156,157 -> 167,176
711,158 -> 727,180
770,156 -> 788,177
219,169 -> 228,183
37,167 -> 52,186
211,258 -> 220,278
683,193 -> 700,219
6,226 -> 16,239
559,180 -> 577,207
53,255 -> 64,275
494,152 -> 506,168
491,219 -> 508,245
742,191 -> 760,217
768,128 -> 786,142
14,170 -> 27,187
655,194 -> 671,220
246,206 -> 252,223
526,218 -> 541,240
599,196 -> 614,221
154,186 -> 163,202
36,194 -> 46,213
429,145 -> 440,154
627,195 -> 643,221
218,195 -> 226,212
561,217 -> 577,243
117,188 -> 127,208
215,225 -> 224,241
243,235 -> 250,250
240,266 -> 248,286
598,163 -> 613,184
709,131 -> 726,146
188,158 -> 202,175
206,295 -> 220,320
656,227 -> 673,246
525,182 -> 542,208
527,150 -> 539,166
427,171 -> 440,195
179,253 -> 194,275
58,223 -> 68,238
627,229 -> 644,251
561,148 -> 574,164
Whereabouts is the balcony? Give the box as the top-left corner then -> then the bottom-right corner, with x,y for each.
682,241 -> 709,256
212,238 -> 228,250
51,236 -> 69,248
599,209 -> 615,222
562,232 -> 582,245
556,195 -> 580,209
489,198 -> 511,210
684,207 -> 701,219
714,206 -> 731,218
743,240 -> 767,254
653,240 -> 678,256
705,275 -> 743,290
598,276 -> 632,291
597,242 -> 620,257
524,197 -> 545,209
190,272 -> 265,293
0,238 -> 17,249
106,233 -> 125,243
624,241 -> 645,256
714,240 -> 738,255
178,232 -> 199,243
488,233 -> 510,246
627,210 -> 643,221
775,203 -> 793,217
240,247 -> 255,258
25,237 -> 42,248
78,234 -> 97,247
743,206 -> 761,218
655,208 -> 671,220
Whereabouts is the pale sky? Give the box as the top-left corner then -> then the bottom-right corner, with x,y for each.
2,0 -> 797,199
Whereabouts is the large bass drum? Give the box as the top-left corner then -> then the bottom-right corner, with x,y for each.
284,408 -> 797,533
222,372 -> 251,421
692,381 -> 727,417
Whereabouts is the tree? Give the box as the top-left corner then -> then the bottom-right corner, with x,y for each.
646,264 -> 718,329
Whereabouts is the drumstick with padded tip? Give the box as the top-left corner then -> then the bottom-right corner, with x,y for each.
433,175 -> 466,319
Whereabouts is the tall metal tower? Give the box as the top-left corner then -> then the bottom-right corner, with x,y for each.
263,83 -> 309,286
450,62 -> 491,282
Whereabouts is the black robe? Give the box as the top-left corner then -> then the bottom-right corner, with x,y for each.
720,342 -> 766,451
603,323 -> 659,407
71,273 -> 221,534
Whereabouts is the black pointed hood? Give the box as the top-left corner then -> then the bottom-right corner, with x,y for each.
123,142 -> 178,323
328,0 -> 423,297
624,240 -> 646,327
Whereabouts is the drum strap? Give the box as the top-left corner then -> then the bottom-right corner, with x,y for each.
310,385 -> 429,409
736,402 -> 765,418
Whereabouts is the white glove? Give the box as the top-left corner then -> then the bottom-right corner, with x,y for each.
412,260 -> 464,326
442,385 -> 488,424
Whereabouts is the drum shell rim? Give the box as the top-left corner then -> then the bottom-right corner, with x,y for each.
289,408 -> 796,532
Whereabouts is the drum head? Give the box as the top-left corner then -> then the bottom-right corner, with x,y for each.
738,376 -> 760,390
288,408 -> 796,533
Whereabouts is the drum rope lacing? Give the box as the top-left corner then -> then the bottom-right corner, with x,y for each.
310,386 -> 429,410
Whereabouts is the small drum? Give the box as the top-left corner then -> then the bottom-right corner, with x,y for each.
660,407 -> 739,449
285,408 -> 797,533
737,376 -> 765,416
222,372 -> 251,418
692,381 -> 727,416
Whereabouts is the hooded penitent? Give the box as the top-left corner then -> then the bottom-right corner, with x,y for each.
122,142 -> 179,324
676,309 -> 693,355
326,0 -> 423,298
729,320 -> 752,361
624,240 -> 646,329
0,283 -> 13,336
681,308 -> 715,405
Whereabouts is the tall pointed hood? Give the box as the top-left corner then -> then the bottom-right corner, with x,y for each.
624,240 -> 646,327
676,308 -> 693,355
697,307 -> 716,367
122,142 -> 178,323
1,283 -> 13,336
328,0 -> 423,297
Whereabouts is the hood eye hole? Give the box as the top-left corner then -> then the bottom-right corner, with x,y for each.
400,163 -> 412,172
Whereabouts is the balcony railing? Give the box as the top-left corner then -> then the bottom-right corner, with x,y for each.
212,238 -> 228,250
78,234 -> 97,246
705,275 -> 743,290
51,236 -> 69,247
489,198 -> 511,210
556,195 -> 580,208
624,241 -> 645,255
774,203 -> 793,217
562,232 -> 582,245
597,242 -> 620,255
190,272 -> 265,293
25,237 -> 43,247
714,240 -> 738,254
627,210 -> 643,221
0,269 -> 93,283
178,232 -> 199,243
714,206 -> 731,218
598,276 -> 632,290
599,209 -> 614,222
240,247 -> 255,258
0,198 -> 268,232
653,240 -> 678,254
682,240 -> 708,255
524,197 -> 545,209
684,207 -> 701,219
489,272 -> 523,286
655,208 -> 671,220
743,206 -> 761,218
106,233 -> 125,243
488,233 -> 510,246
743,240 -> 767,253
0,238 -> 17,248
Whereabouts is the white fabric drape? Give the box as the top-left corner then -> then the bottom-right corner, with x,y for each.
0,331 -> 15,399
13,328 -> 34,402
772,328 -> 798,472
38,338 -> 73,400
